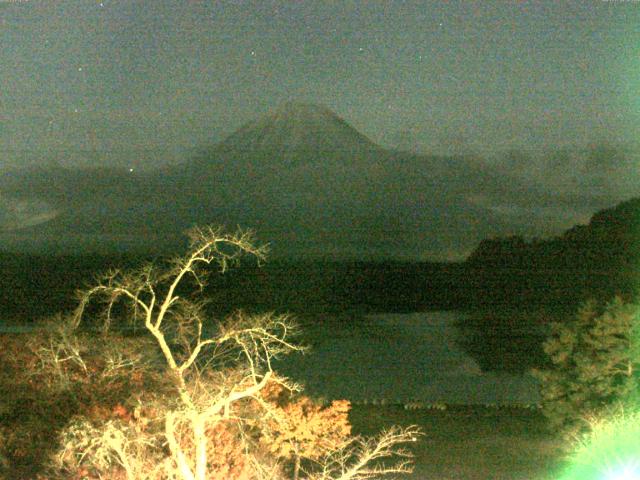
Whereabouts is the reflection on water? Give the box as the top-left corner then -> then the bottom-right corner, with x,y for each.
0,311 -> 540,405
275,311 -> 540,405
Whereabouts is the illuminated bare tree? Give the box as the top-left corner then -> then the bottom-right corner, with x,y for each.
305,426 -> 422,480
46,225 -> 419,480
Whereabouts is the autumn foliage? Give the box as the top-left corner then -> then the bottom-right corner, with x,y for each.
255,381 -> 352,478
259,382 -> 351,460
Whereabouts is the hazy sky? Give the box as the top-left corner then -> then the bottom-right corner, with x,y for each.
2,0 -> 639,169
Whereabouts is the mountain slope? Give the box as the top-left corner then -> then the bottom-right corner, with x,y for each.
0,103 -> 579,259
163,103 -> 512,259
218,102 -> 380,160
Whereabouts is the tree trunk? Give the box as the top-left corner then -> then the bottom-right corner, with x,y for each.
293,447 -> 301,480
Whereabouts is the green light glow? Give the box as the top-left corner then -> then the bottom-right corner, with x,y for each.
556,408 -> 640,479
603,460 -> 640,480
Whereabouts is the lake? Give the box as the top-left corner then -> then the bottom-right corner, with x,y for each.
275,311 -> 540,405
0,310 -> 540,405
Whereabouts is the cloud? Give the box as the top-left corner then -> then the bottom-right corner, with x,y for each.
376,142 -> 640,243
0,195 -> 58,231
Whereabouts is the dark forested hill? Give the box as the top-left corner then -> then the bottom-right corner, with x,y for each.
463,196 -> 640,307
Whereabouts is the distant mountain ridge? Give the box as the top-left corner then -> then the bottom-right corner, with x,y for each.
0,102 -> 636,259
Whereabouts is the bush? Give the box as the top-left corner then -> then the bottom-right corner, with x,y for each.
0,333 -> 55,478
532,297 -> 640,436
0,327 -> 160,478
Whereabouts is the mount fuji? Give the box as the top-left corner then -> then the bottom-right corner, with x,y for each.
1,103 -> 525,259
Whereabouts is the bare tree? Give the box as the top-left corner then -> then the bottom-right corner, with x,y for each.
305,426 -> 422,480
45,225 -> 419,480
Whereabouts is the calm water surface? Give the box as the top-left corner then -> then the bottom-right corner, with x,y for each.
0,311 -> 539,404
275,311 -> 540,405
